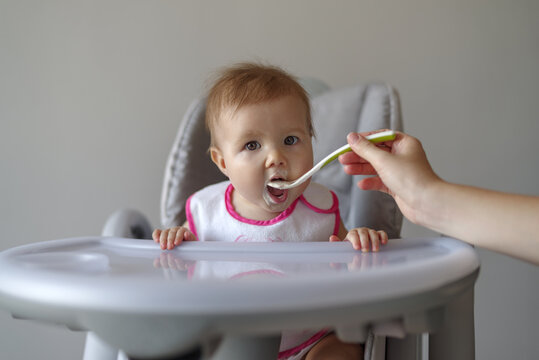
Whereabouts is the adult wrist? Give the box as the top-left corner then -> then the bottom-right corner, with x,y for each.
413,176 -> 448,230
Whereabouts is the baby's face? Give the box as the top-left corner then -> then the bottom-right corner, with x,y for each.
211,95 -> 313,220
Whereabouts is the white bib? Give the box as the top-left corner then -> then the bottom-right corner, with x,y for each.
186,181 -> 340,243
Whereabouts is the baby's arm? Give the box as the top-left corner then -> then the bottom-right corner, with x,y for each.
152,221 -> 196,250
330,220 -> 388,252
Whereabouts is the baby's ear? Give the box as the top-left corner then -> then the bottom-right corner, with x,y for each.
210,147 -> 228,176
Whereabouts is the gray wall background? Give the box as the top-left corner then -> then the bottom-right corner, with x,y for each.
1,1 -> 538,359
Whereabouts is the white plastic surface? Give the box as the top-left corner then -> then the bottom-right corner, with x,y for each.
0,237 -> 479,359
0,237 -> 477,313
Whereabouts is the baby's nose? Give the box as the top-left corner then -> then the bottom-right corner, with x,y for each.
265,148 -> 287,168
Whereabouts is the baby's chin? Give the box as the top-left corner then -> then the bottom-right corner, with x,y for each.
264,202 -> 290,214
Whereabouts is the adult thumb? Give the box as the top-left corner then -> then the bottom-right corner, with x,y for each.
347,132 -> 385,164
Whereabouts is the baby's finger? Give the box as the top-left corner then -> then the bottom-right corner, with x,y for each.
159,229 -> 170,250
368,229 -> 381,252
347,230 -> 361,251
184,230 -> 197,242
152,229 -> 161,243
378,230 -> 388,245
329,235 -> 342,242
175,228 -> 187,246
167,228 -> 179,250
357,228 -> 371,252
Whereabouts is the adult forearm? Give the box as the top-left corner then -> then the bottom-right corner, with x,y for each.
416,181 -> 539,264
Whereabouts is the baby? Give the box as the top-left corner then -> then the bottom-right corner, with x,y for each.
153,63 -> 388,360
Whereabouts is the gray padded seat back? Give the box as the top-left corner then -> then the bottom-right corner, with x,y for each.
160,83 -> 403,238
160,99 -> 226,228
311,84 -> 403,237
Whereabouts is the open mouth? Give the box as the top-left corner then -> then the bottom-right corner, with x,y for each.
266,177 -> 288,204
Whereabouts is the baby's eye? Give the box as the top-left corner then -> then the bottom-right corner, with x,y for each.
245,141 -> 260,151
284,136 -> 298,146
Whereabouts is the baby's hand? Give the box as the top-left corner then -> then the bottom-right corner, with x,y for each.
152,226 -> 196,250
330,227 -> 388,252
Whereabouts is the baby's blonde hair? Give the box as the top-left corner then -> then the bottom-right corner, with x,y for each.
205,62 -> 313,146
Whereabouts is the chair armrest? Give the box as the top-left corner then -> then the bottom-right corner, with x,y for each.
101,208 -> 153,239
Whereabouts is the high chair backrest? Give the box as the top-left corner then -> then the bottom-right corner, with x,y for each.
160,80 -> 403,238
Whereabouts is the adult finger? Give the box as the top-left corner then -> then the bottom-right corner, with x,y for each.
347,132 -> 389,166
342,163 -> 378,176
356,176 -> 390,194
338,151 -> 368,165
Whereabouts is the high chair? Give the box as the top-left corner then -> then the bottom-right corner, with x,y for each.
88,79 -> 451,360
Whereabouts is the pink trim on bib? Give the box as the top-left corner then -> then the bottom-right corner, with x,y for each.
277,329 -> 330,359
225,184 -> 300,226
300,190 -> 339,214
301,191 -> 341,236
185,195 -> 199,240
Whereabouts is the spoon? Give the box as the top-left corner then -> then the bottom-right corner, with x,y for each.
267,130 -> 396,190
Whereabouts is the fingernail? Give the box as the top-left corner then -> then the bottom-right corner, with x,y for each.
348,132 -> 360,144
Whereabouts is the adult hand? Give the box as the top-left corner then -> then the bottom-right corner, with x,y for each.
339,131 -> 442,224
340,130 -> 539,265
